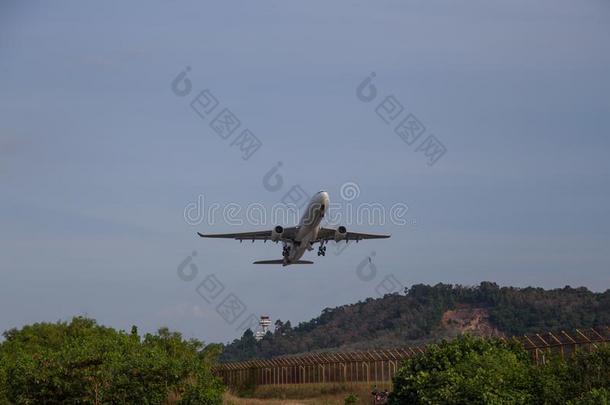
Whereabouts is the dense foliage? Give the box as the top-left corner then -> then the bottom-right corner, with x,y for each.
0,317 -> 224,404
221,282 -> 610,361
389,336 -> 610,404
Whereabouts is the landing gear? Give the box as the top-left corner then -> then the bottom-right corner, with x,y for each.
317,244 -> 327,256
282,244 -> 290,258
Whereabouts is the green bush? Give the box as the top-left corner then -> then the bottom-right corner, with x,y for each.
531,344 -> 610,404
568,388 -> 610,405
0,317 -> 224,404
344,393 -> 358,404
390,336 -> 610,405
389,336 -> 535,404
0,354 -> 8,405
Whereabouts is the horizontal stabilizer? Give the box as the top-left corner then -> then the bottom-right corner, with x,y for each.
253,260 -> 314,265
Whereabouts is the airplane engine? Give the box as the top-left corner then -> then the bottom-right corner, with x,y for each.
334,226 -> 347,241
271,225 -> 284,242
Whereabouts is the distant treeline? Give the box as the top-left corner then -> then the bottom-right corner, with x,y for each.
0,318 -> 224,404
221,282 -> 610,362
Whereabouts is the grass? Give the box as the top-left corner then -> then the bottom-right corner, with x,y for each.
223,381 -> 392,405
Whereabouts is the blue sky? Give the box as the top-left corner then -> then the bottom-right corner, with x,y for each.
1,0 -> 609,343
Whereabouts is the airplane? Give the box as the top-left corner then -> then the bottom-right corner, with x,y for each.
197,191 -> 390,266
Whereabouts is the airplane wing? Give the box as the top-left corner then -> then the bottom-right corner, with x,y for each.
315,227 -> 391,242
197,227 -> 298,242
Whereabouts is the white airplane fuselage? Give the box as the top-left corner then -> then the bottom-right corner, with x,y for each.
285,191 -> 330,265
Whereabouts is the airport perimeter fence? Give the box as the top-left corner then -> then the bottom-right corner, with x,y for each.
213,326 -> 610,389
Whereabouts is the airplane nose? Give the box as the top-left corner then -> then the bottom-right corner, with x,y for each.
318,191 -> 329,204
313,191 -> 329,205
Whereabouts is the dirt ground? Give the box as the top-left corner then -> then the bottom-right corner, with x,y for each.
224,386 -> 380,405
223,392 -> 379,404
223,392 -> 348,404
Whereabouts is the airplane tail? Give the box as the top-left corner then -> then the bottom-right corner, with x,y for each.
253,260 -> 314,265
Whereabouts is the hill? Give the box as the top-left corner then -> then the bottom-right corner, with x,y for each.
220,282 -> 610,362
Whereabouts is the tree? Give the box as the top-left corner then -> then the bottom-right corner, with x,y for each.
390,337 -> 610,404
0,354 -> 8,405
389,336 -> 534,404
531,344 -> 610,404
0,317 -> 224,404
